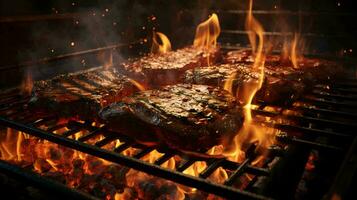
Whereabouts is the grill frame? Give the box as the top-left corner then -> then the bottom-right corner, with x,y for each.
0,46 -> 356,199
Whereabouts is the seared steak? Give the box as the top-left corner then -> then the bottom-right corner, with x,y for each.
184,63 -> 312,104
119,46 -> 221,87
99,84 -> 243,152
29,67 -> 139,120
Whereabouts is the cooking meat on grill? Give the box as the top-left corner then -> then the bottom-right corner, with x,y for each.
29,67 -> 139,120
224,49 -> 281,65
119,46 -> 221,87
99,84 -> 243,152
184,63 -> 317,104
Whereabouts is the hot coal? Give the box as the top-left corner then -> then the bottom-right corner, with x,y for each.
119,46 -> 221,87
99,84 -> 243,152
29,67 -> 139,120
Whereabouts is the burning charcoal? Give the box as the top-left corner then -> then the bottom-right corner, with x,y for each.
48,146 -> 62,161
100,84 -> 243,152
114,187 -> 138,200
33,158 -> 51,173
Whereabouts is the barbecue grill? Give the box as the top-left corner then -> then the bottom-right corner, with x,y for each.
1,1 -> 357,200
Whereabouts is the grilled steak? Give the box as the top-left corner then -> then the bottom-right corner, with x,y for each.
99,84 -> 243,152
29,67 -> 139,120
184,63 -> 313,104
119,46 -> 221,87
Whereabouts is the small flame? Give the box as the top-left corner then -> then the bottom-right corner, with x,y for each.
128,78 -> 146,91
97,51 -> 113,69
151,31 -> 172,54
193,13 -> 221,50
291,33 -> 299,68
280,33 -> 303,68
21,70 -> 33,96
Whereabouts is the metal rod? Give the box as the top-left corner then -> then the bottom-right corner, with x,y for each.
224,158 -> 251,186
94,135 -> 118,147
154,153 -> 174,166
217,9 -> 357,17
199,159 -> 224,179
0,42 -> 139,72
221,30 -> 350,38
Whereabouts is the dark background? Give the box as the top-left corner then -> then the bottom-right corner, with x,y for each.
0,0 -> 356,87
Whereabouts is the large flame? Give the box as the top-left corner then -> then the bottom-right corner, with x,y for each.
193,13 -> 221,50
223,0 -> 270,164
151,31 -> 172,54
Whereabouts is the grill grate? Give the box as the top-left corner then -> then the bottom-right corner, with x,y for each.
1,63 -> 356,199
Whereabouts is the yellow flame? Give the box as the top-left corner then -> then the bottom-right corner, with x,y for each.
151,31 -> 172,54
291,33 -> 299,68
223,0 -> 268,163
193,13 -> 221,50
128,78 -> 146,91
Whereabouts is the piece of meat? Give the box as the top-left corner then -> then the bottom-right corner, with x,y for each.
99,84 -> 243,152
183,63 -> 310,104
224,49 -> 281,65
119,46 -> 221,87
224,50 -> 344,82
29,67 -> 139,120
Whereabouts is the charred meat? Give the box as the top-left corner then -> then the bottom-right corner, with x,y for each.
183,63 -> 329,104
99,84 -> 243,152
29,67 -> 139,120
119,46 -> 221,87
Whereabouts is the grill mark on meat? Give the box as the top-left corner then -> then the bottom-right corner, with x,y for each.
100,84 -> 243,152
183,63 -> 314,104
119,46 -> 221,87
29,67 -> 138,120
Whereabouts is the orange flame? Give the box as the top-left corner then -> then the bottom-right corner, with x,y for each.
151,31 -> 172,54
97,50 -> 113,69
193,13 -> 221,50
223,0 -> 271,164
291,33 -> 299,68
128,78 -> 146,91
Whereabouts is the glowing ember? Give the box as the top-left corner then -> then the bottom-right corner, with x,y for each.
151,31 -> 172,54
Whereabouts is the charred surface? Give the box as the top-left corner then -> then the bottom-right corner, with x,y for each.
29,67 -> 138,120
119,46 -> 221,87
100,84 -> 243,152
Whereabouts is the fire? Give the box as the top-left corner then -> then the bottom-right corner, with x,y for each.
127,78 -> 146,91
222,0 -> 272,164
193,13 -> 221,50
280,33 -> 303,68
291,33 -> 299,68
97,50 -> 113,69
21,70 -> 33,96
151,31 -> 172,54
